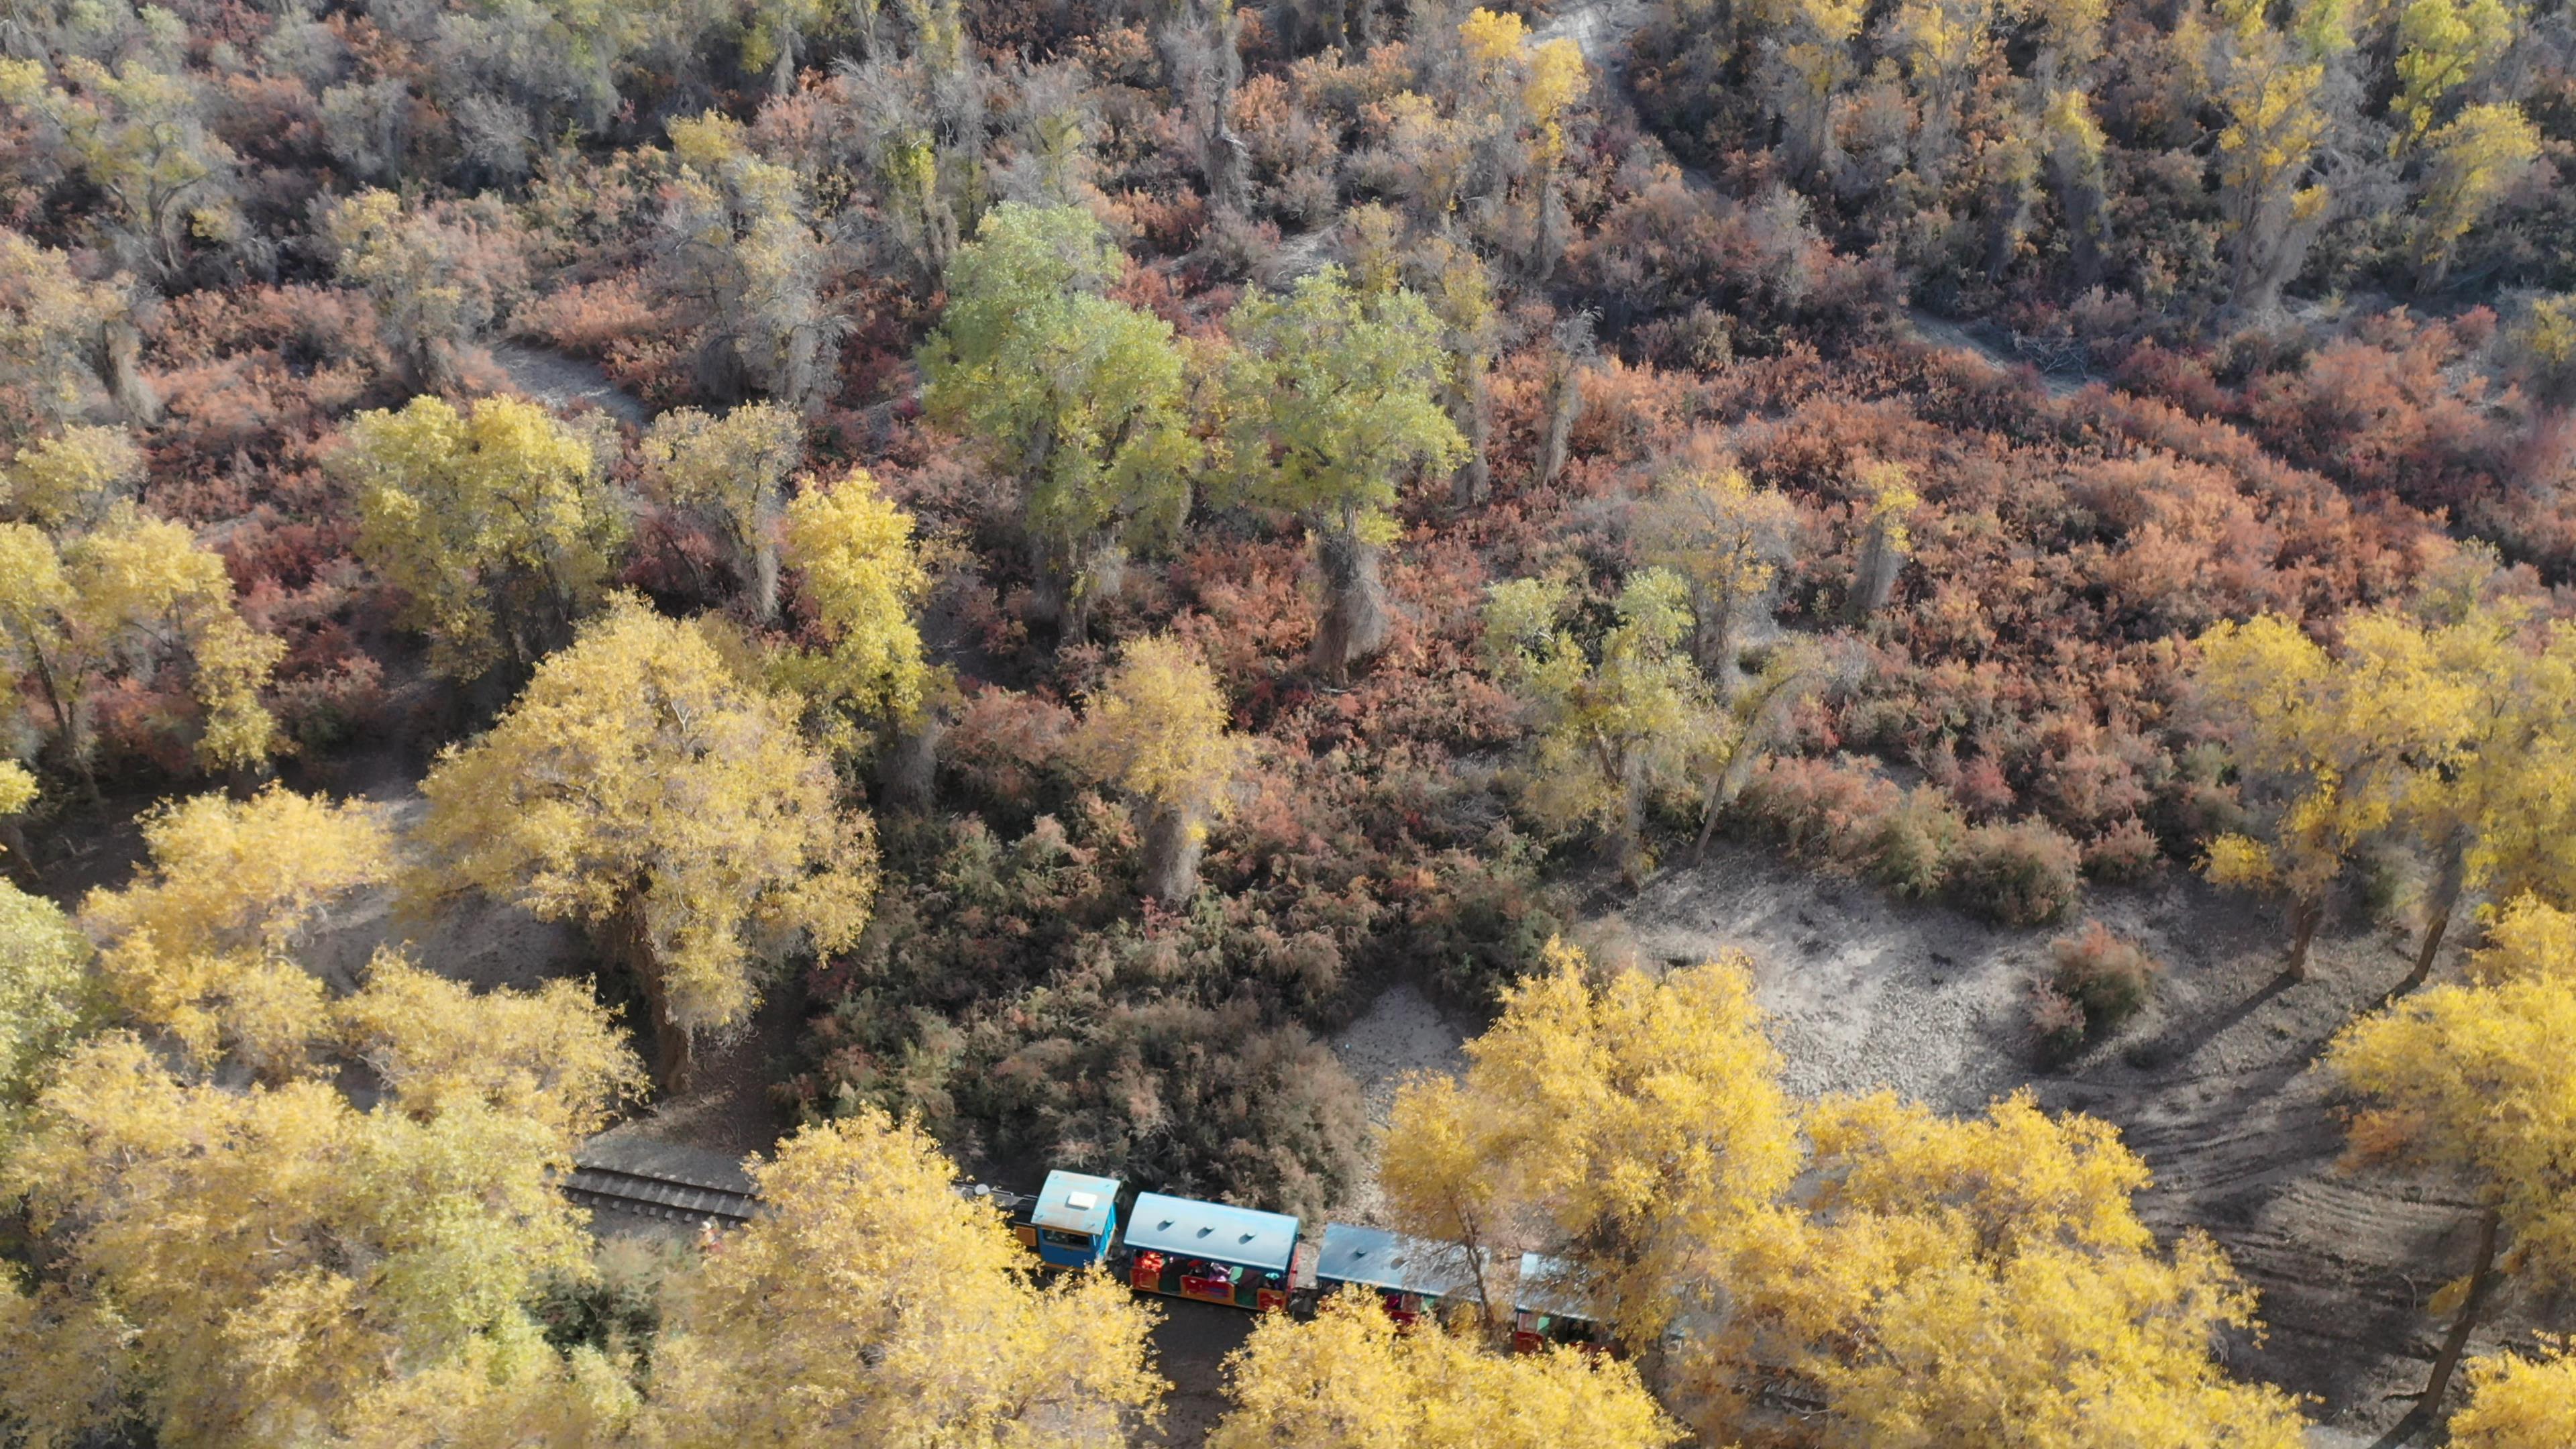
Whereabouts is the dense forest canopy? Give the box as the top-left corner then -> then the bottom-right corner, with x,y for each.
5,0 -> 2576,1438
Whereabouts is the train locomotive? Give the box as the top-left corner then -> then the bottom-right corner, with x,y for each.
970,1169 -> 1610,1351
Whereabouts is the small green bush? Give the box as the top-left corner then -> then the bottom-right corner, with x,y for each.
1870,786 -> 1966,898
1945,818 -> 2083,926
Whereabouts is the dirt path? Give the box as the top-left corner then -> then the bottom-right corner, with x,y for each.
1614,841 -> 2495,1439
490,341 -> 651,427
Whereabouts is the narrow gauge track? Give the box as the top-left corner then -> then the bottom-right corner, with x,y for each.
561,1163 -> 759,1225
561,1165 -> 1029,1228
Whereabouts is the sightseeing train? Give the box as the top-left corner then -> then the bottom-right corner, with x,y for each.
963,1169 -> 1609,1353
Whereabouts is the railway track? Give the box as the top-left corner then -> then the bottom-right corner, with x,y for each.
561,1162 -> 760,1225
561,1163 -> 1036,1229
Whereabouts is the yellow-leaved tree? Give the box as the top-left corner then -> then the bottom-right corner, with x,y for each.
643,1108 -> 1165,1446
2195,608 -> 2475,980
774,464 -> 937,767
1385,941 -> 2304,1446
0,879 -> 89,1151
1633,441 -> 1801,689
0,227 -> 151,435
0,504 -> 284,782
80,785 -> 394,1078
415,596 -> 875,1089
0,759 -> 34,863
1070,633 -> 1250,903
2,423 -> 142,528
2449,1342 -> 2576,1448
0,951 -> 642,1449
337,393 -> 625,680
1381,941 -> 1803,1355
2328,894 -> 2576,1443
1698,1091 -> 2310,1446
1208,1286 -> 1680,1449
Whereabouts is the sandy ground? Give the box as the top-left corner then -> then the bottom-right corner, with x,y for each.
1325,982 -> 1471,1224
490,341 -> 651,427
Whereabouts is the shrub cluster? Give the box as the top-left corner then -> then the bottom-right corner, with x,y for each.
2033,920 -> 2162,1057
1735,755 -> 2080,926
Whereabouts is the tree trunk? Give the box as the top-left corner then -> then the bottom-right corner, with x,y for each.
1612,753 -> 1649,884
1140,800 -> 1205,904
1845,519 -> 1901,623
1451,355 -> 1492,509
1699,594 -> 1739,698
1539,357 -> 1584,488
1024,537 -> 1071,639
751,534 -> 782,626
2284,897 -> 2323,983
2370,1207 -> 2503,1449
2391,836 -> 2467,1005
606,896 -> 695,1095
770,33 -> 799,95
1309,526 -> 1391,680
877,700 -> 949,816
97,318 -> 160,425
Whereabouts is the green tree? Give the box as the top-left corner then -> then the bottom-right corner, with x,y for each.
337,394 -> 625,680
920,204 -> 1199,643
320,189 -> 531,392
641,402 -> 808,623
1227,267 -> 1465,678
415,596 -> 876,1089
1483,568 -> 1718,879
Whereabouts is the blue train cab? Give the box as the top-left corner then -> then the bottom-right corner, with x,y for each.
1024,1170 -> 1122,1268
1122,1192 -> 1299,1312
1313,1224 -> 1480,1326
1510,1252 -> 1611,1354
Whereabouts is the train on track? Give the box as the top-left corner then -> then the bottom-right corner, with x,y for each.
563,1155 -> 1609,1350
968,1169 -> 1611,1352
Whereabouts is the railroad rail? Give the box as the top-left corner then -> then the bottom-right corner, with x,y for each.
561,1163 -> 760,1224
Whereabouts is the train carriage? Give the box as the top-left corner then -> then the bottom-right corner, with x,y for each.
1120,1191 -> 1300,1312
1018,1169 -> 1122,1269
1312,1224 -> 1481,1326
1511,1252 -> 1612,1354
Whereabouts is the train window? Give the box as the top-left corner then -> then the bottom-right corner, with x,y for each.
1039,1228 -> 1093,1250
